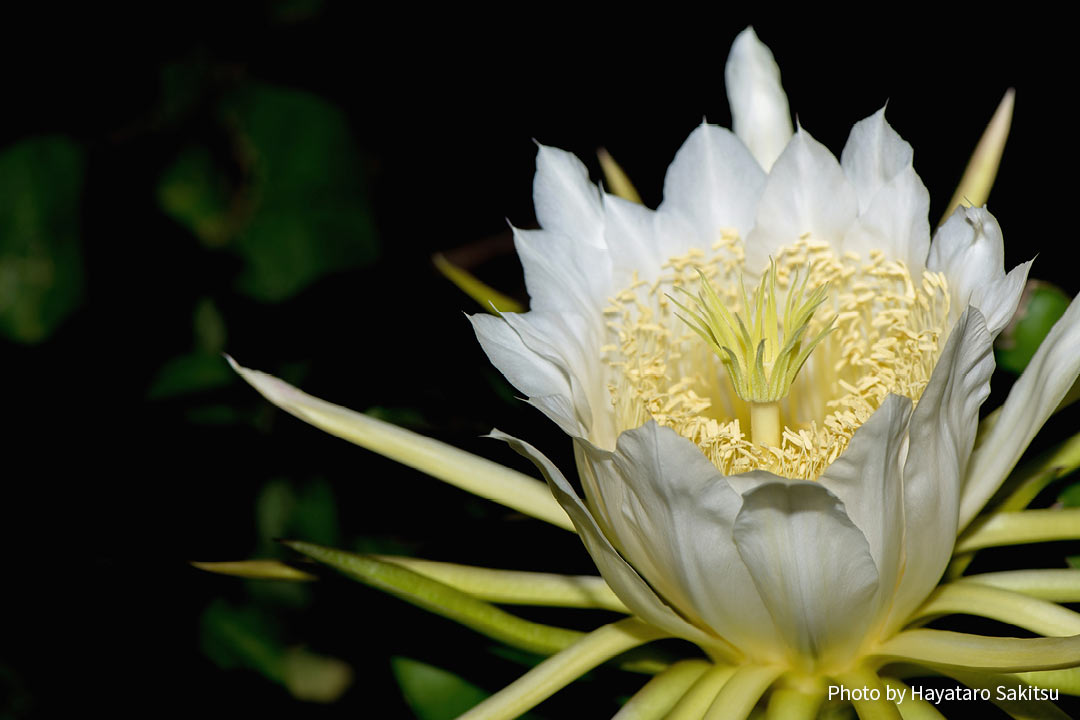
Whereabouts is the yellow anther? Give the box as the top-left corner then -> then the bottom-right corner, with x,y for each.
605,237 -> 949,479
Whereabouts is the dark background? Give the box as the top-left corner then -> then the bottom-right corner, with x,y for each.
4,6 -> 1078,718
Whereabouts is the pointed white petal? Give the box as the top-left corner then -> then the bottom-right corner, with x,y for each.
929,206 -> 1002,282
575,423 -> 785,662
841,108 -> 915,212
513,226 -> 612,314
818,393 -> 911,625
927,206 -> 1027,336
601,192 -> 671,286
471,309 -> 615,444
724,27 -> 793,171
491,430 -> 738,660
732,478 -> 879,667
971,259 -> 1033,337
842,167 -> 931,274
886,308 -> 994,634
469,312 -> 582,435
502,310 -> 615,443
744,129 -> 858,272
659,123 -> 766,246
227,359 -> 573,531
840,109 -> 931,270
961,291 -> 1080,528
532,144 -> 604,248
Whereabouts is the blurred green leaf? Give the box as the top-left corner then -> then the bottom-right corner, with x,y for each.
280,647 -> 353,703
257,478 -> 340,552
200,600 -> 352,702
193,297 -> 227,353
148,298 -> 231,400
0,136 -> 84,343
227,84 -> 378,301
157,83 -> 378,301
158,145 -> 234,247
996,281 -> 1071,374
148,353 -> 233,399
392,657 -> 491,720
1060,481 -> 1080,508
293,479 -> 340,547
201,599 -> 285,681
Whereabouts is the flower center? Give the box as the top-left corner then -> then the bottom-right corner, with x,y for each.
669,261 -> 835,446
603,231 -> 950,480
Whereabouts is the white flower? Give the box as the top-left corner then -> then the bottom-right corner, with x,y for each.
469,26 -> 1080,687
227,26 -> 1080,719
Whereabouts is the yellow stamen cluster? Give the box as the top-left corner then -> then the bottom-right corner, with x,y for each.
602,233 -> 950,480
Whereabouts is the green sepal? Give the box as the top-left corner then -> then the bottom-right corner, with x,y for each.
391,656 -> 537,720
283,540 -> 585,656
947,431 -> 1080,580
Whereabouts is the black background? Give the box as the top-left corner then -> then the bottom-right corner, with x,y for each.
5,5 -> 1079,718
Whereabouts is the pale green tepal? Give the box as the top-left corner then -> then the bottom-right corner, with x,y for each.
228,27 -> 1080,720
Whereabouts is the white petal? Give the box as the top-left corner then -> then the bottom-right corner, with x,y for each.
960,291 -> 1080,528
744,128 -> 858,272
839,109 -> 930,270
929,206 -> 1002,279
490,429 -> 735,659
659,123 -> 766,246
724,27 -> 793,171
732,479 -> 879,668
927,206 -> 1027,336
601,192 -> 675,286
513,226 -> 613,314
575,423 -> 786,662
886,308 -> 994,634
469,313 -> 581,435
842,167 -> 931,272
972,259 -> 1033,337
817,393 -> 911,626
840,108 -> 915,213
502,310 -> 615,442
532,144 -> 604,248
471,309 -> 616,444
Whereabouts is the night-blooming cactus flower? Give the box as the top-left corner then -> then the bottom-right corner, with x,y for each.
224,27 -> 1080,720
466,22 -> 1080,710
